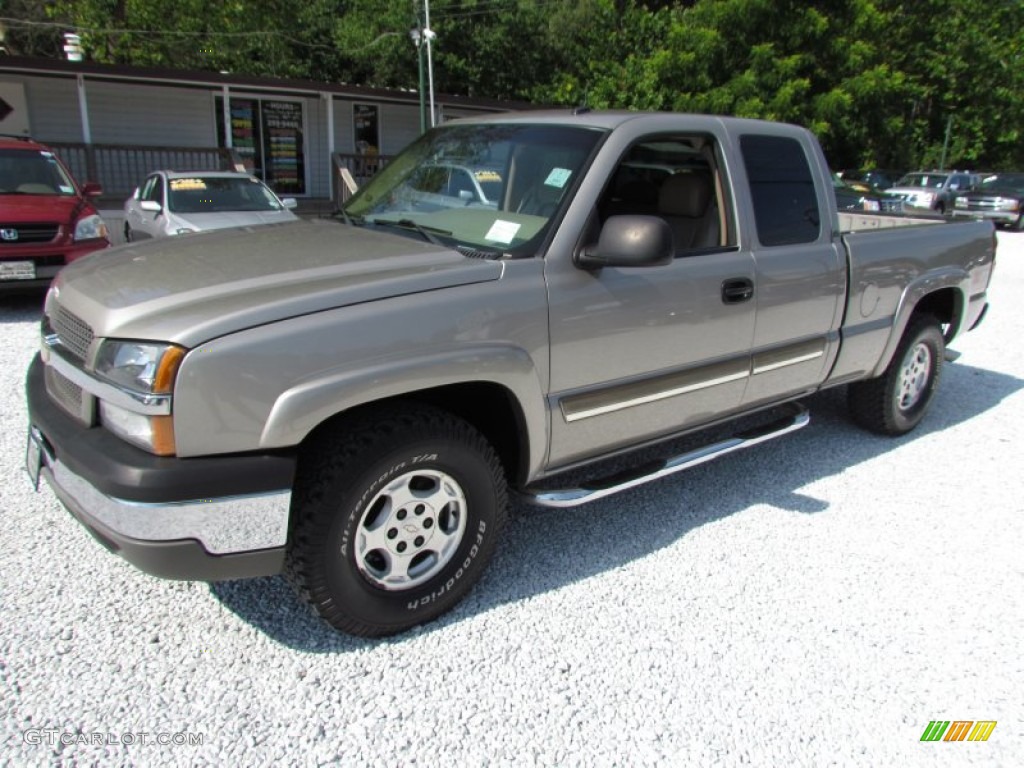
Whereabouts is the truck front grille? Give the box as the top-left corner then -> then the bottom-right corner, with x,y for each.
51,305 -> 94,361
44,364 -> 85,419
0,222 -> 60,244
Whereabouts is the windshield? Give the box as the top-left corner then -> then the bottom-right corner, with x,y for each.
0,148 -> 78,196
167,176 -> 284,214
977,174 -> 1024,195
344,123 -> 606,254
895,173 -> 948,189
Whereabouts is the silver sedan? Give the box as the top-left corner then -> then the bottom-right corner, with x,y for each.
123,170 -> 298,241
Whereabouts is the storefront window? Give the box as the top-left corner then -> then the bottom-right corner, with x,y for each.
216,96 -> 306,195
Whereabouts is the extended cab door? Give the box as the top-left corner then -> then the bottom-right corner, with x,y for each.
544,122 -> 757,468
733,131 -> 845,408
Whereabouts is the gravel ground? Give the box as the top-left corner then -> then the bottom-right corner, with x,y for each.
2,232 -> 1022,767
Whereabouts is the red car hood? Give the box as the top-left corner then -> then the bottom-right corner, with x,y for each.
0,194 -> 92,223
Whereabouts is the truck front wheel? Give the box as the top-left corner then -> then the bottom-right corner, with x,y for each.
848,314 -> 944,435
285,405 -> 508,637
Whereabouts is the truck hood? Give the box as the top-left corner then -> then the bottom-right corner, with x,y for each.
50,218 -> 503,347
169,209 -> 298,232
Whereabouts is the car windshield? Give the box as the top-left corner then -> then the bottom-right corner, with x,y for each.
167,176 -> 283,214
895,173 -> 948,189
976,174 -> 1024,195
344,122 -> 606,254
0,148 -> 78,196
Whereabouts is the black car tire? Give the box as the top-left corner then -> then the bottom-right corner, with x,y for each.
848,314 -> 944,436
285,404 -> 508,637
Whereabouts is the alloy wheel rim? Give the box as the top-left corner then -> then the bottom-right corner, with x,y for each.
353,469 -> 467,591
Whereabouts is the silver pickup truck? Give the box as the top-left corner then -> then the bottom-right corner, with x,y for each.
25,111 -> 996,637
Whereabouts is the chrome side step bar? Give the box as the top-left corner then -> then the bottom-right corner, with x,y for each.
523,402 -> 810,508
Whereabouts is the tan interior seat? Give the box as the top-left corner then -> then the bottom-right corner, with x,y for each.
657,172 -> 719,250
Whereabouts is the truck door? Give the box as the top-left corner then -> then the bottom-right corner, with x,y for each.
734,133 -> 845,408
544,131 -> 756,468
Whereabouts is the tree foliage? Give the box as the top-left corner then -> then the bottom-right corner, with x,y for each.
4,0 -> 1022,168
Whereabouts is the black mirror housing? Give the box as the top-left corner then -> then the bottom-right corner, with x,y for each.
577,215 -> 673,270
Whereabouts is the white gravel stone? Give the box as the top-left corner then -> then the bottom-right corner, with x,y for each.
1,232 -> 1021,766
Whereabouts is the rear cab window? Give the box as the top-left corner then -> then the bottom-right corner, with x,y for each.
739,134 -> 821,247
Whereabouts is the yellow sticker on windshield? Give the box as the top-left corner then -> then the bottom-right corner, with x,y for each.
169,178 -> 208,191
475,170 -> 501,182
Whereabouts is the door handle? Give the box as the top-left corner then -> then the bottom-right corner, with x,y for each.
722,278 -> 754,304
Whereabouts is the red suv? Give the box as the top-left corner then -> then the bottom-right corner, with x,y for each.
1,135 -> 111,291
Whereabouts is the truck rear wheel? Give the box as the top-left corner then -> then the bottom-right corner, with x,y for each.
285,404 -> 508,637
848,314 -> 944,435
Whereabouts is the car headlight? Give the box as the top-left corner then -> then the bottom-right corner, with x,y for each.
94,340 -> 186,455
917,193 -> 936,206
955,196 -> 968,208
862,198 -> 880,212
998,199 -> 1020,211
95,341 -> 185,394
74,213 -> 109,242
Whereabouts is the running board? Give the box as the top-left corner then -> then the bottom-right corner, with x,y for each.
522,402 -> 810,508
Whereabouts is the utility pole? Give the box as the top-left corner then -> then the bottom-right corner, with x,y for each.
423,0 -> 436,127
939,115 -> 953,171
411,14 -> 427,134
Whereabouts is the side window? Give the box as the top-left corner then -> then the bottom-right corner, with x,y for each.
740,135 -> 820,246
597,134 -> 733,252
141,176 -> 163,205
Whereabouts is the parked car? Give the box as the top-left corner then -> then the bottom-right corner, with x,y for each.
399,163 -> 504,210
0,134 -> 110,291
833,176 -> 904,213
27,111 -> 995,637
123,170 -> 299,241
837,168 -> 905,194
951,172 -> 1024,230
885,170 -> 975,215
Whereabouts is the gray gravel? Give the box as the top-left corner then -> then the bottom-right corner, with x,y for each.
2,233 -> 1022,767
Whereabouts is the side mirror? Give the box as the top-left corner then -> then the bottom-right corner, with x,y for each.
81,181 -> 103,198
280,197 -> 298,209
139,200 -> 162,213
458,190 -> 475,201
576,215 -> 673,270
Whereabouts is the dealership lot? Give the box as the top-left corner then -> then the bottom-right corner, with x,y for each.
1,233 -> 1021,765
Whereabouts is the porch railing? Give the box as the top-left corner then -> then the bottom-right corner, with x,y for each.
332,152 -> 393,206
46,142 -> 245,199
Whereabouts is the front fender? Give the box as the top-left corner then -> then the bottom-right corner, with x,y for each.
258,344 -> 549,478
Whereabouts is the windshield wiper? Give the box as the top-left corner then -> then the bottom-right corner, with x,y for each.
371,218 -> 451,246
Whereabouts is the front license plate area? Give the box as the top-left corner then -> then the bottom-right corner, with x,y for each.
1,261 -> 37,281
26,428 -> 45,490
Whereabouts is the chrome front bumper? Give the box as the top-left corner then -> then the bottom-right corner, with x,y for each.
27,426 -> 289,580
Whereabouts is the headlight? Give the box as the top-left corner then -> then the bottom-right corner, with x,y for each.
95,341 -> 185,394
74,213 -> 109,242
955,196 -> 968,208
94,341 -> 185,455
998,199 -> 1020,211
862,198 -> 880,212
917,193 -> 936,206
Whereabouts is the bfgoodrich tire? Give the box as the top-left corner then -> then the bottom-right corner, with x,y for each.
285,404 -> 508,637
848,314 -> 945,436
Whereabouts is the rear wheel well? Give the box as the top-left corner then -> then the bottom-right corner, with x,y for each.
913,288 -> 960,341
300,383 -> 528,487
